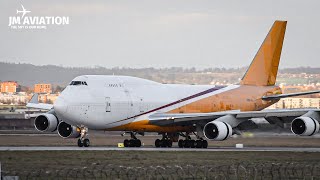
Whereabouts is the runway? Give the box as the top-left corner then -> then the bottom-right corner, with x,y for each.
0,146 -> 320,152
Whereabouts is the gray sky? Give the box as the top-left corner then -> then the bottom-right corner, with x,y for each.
0,0 -> 319,69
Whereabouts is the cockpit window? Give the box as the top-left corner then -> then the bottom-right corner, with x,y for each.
69,81 -> 88,86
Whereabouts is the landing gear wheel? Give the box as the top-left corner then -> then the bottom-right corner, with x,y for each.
129,139 -> 135,147
124,139 -> 129,147
77,139 -> 83,147
136,139 -> 142,147
128,139 -> 133,147
184,140 -> 190,148
178,139 -> 184,148
83,138 -> 90,147
195,140 -> 202,148
190,140 -> 196,148
160,140 -> 167,147
155,139 -> 160,147
202,140 -> 208,148
167,140 -> 173,147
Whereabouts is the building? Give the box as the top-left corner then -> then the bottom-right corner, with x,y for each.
0,81 -> 18,93
0,92 -> 29,105
268,98 -> 320,109
34,84 -> 52,94
39,93 -> 59,104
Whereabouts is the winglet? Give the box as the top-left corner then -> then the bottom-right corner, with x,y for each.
241,21 -> 287,86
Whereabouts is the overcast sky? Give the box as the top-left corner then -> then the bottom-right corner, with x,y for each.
0,0 -> 319,69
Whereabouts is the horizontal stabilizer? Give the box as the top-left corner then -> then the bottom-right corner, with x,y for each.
262,90 -> 320,101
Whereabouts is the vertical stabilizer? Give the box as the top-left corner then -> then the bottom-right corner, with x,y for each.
240,21 -> 287,86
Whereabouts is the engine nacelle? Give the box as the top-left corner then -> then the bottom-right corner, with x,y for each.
203,121 -> 232,141
291,116 -> 319,136
57,121 -> 81,138
34,114 -> 58,132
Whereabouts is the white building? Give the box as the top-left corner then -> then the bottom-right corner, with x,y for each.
268,98 -> 320,109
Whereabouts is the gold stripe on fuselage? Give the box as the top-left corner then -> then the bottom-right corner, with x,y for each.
108,120 -> 193,133
107,86 -> 281,132
168,85 -> 281,113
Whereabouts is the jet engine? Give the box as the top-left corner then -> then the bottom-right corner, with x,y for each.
34,114 -> 58,132
57,121 -> 81,138
291,116 -> 319,136
203,120 -> 232,141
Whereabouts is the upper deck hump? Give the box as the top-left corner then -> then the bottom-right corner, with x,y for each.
72,75 -> 161,86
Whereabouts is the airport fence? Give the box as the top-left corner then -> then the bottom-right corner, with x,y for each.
2,162 -> 320,179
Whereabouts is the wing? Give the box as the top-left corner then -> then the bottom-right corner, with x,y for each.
148,108 -> 320,127
21,4 -> 26,11
26,94 -> 53,110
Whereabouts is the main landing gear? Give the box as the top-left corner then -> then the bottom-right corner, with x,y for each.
153,132 -> 208,148
123,132 -> 142,147
155,133 -> 173,148
77,127 -> 90,147
178,133 -> 208,148
178,139 -> 208,148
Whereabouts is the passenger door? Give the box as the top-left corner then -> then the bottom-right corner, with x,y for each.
105,97 -> 111,112
139,98 -> 144,113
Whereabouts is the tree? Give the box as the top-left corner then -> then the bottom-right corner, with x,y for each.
47,99 -> 53,104
54,85 -> 65,93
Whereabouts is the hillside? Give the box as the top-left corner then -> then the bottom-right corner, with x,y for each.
0,62 -> 320,87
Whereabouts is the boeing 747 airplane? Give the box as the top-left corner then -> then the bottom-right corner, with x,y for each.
27,21 -> 320,148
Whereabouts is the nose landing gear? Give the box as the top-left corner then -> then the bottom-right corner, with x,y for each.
77,127 -> 90,147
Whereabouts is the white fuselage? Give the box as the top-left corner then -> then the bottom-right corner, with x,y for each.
53,75 -> 235,130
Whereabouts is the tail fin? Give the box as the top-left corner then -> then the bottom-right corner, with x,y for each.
240,20 -> 287,86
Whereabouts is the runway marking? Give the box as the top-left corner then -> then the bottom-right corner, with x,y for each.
0,146 -> 320,152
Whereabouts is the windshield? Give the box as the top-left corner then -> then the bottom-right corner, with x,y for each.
69,81 -> 88,86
